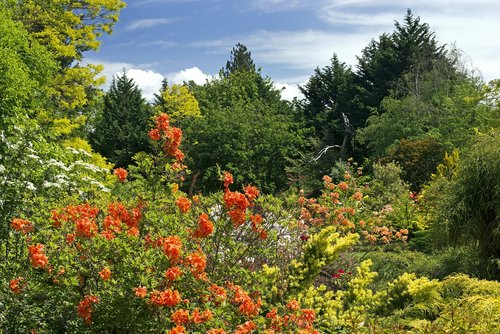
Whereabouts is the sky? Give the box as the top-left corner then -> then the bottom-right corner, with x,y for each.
87,0 -> 500,101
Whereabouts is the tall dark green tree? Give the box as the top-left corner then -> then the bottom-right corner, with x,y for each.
222,43 -> 256,77
300,54 -> 363,152
356,9 -> 450,110
90,72 -> 152,167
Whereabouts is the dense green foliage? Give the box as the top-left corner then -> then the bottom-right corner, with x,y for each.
90,72 -> 153,167
181,66 -> 309,194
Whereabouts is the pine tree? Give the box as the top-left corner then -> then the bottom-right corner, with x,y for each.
222,43 -> 256,77
356,9 -> 450,109
90,72 -> 152,167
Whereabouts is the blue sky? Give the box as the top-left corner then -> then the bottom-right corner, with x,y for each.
87,0 -> 500,101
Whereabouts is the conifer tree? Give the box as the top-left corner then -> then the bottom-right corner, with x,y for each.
90,72 -> 152,167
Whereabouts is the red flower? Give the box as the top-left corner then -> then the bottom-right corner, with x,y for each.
113,168 -> 128,182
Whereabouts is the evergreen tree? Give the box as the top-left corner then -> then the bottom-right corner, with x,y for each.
222,43 -> 256,77
356,9 -> 450,110
90,72 -> 152,167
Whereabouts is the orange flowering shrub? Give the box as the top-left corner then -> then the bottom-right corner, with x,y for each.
4,117 -> 321,333
297,169 -> 409,245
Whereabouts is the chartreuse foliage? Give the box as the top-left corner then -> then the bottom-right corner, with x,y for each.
0,5 -> 111,241
154,83 -> 201,120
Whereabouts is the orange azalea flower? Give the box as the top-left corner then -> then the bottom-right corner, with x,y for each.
171,309 -> 190,325
99,267 -> 111,281
185,252 -> 206,277
243,185 -> 260,202
223,171 -> 233,188
127,226 -> 139,237
165,266 -> 182,281
167,326 -> 186,334
300,309 -> 316,323
207,329 -> 226,334
228,209 -> 246,227
224,191 -> 248,210
192,213 -> 214,238
191,308 -> 213,324
9,277 -> 23,294
134,286 -> 147,298
28,244 -> 48,269
113,168 -> 128,182
209,284 -> 227,303
77,295 -> 99,324
286,300 -> 300,310
338,182 -> 348,191
230,284 -> 261,316
75,217 -> 98,238
11,218 -> 33,234
148,128 -> 161,141
156,113 -> 170,131
161,236 -> 183,264
234,321 -> 256,334
150,289 -> 181,307
175,197 -> 191,214
353,191 -> 363,201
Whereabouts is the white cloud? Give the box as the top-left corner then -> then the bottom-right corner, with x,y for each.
274,82 -> 304,101
167,67 -> 213,85
192,0 -> 500,82
192,29 -> 380,73
125,18 -> 177,31
125,69 -> 165,101
84,59 -> 216,101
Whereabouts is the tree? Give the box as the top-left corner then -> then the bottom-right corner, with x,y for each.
222,43 -> 256,77
153,82 -> 201,120
299,54 -> 364,168
90,72 -> 153,167
355,9 -> 450,110
7,0 -> 125,117
182,48 -> 308,194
